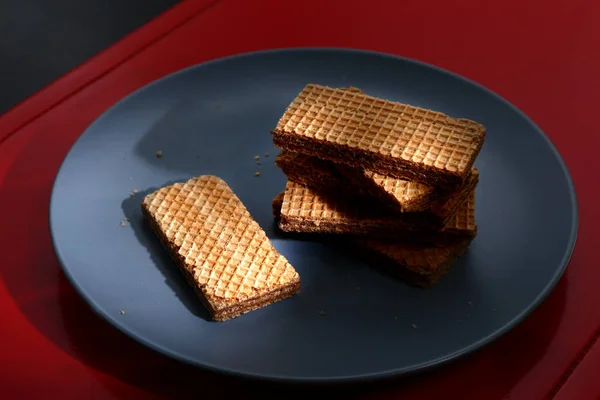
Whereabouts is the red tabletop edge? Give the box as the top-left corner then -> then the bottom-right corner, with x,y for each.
1,0 -> 599,399
554,332 -> 600,400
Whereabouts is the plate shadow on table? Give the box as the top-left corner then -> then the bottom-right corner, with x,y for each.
121,188 -> 212,321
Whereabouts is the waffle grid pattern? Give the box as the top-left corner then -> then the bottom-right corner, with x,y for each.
279,149 -> 438,210
143,176 -> 298,301
276,84 -> 485,174
280,180 -> 475,231
273,190 -> 471,276
362,169 -> 434,205
449,190 -> 477,232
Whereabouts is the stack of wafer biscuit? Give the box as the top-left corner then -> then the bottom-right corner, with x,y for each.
270,84 -> 486,288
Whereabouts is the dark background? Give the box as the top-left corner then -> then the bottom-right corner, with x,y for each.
0,0 -> 180,114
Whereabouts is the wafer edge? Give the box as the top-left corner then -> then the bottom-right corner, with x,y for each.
278,152 -> 477,227
356,239 -> 472,288
435,168 -> 480,223
272,132 -> 480,189
272,189 -> 475,245
275,151 -> 366,197
275,151 -> 447,228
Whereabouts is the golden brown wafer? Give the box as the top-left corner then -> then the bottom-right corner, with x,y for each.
272,84 -> 486,189
340,165 -> 479,217
335,164 -> 437,212
275,149 -> 478,228
142,175 -> 300,321
276,180 -> 477,244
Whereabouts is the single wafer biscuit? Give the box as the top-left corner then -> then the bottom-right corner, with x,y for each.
275,149 -> 444,227
141,175 -> 300,321
276,149 -> 477,222
271,193 -> 472,288
276,180 -> 477,244
272,84 -> 486,189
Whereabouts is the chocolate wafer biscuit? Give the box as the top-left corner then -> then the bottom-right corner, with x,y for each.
271,193 -> 472,288
142,175 -> 300,321
272,84 -> 486,189
275,150 -> 441,227
276,180 -> 477,244
276,149 -> 477,223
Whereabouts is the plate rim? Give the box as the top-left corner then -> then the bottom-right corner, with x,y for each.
48,47 -> 579,383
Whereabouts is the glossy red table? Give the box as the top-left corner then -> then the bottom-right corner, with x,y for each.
1,0 -> 599,398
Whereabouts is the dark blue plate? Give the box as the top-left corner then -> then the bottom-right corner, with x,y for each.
49,48 -> 577,383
